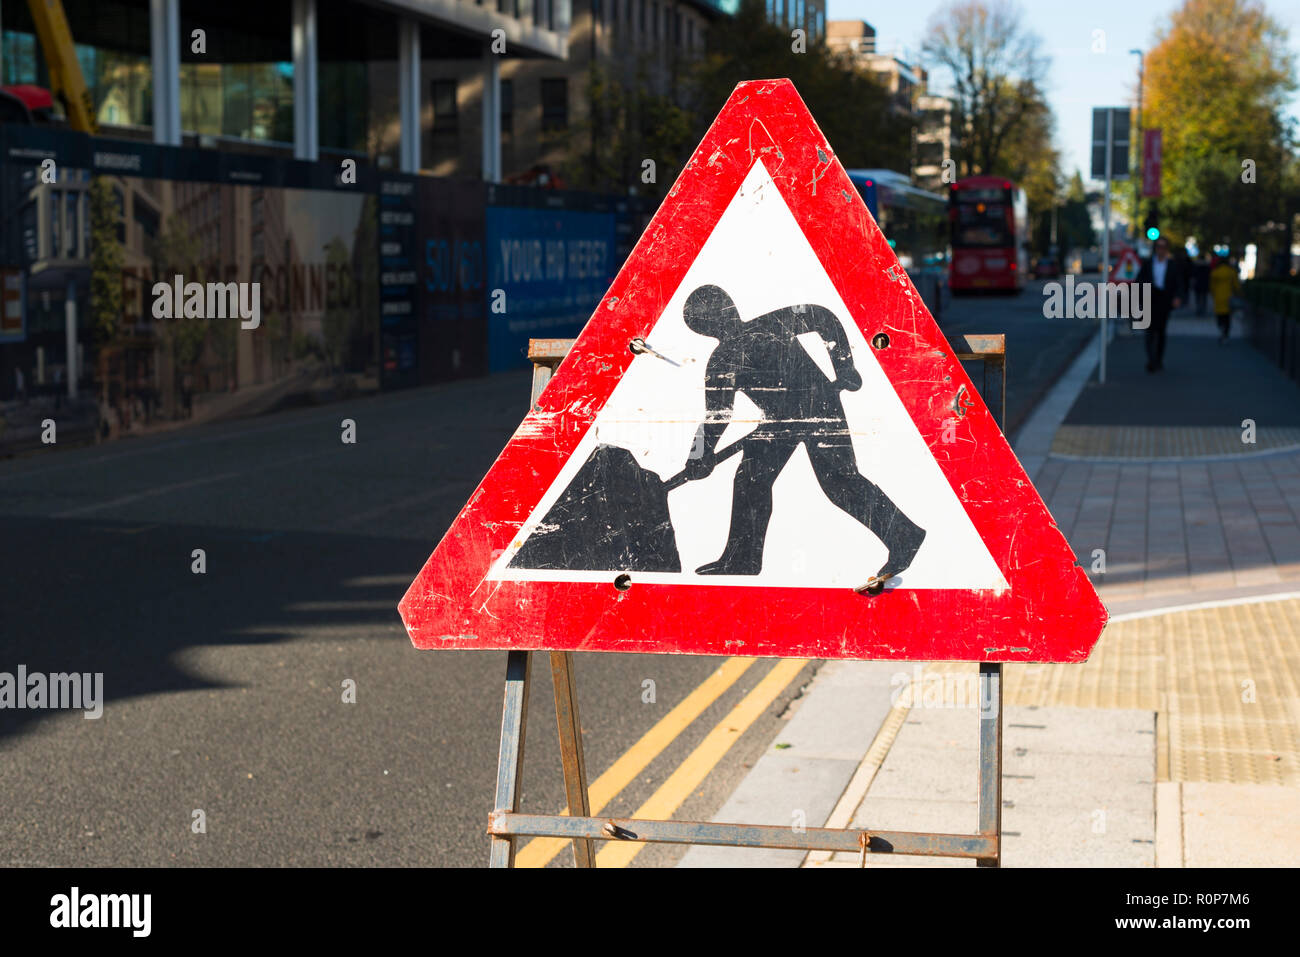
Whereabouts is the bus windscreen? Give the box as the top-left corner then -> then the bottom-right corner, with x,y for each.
954,201 -> 1012,247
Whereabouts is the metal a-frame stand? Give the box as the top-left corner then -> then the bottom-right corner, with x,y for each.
488,335 -> 1007,868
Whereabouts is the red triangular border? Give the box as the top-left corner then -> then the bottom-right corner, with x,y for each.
400,79 -> 1106,663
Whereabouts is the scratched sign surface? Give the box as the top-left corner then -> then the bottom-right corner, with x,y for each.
400,79 -> 1106,663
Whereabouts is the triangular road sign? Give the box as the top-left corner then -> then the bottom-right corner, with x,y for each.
400,79 -> 1106,663
1110,247 -> 1141,283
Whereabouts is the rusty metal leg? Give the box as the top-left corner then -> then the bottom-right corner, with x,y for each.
489,650 -> 532,868
976,662 -> 1003,867
998,358 -> 1007,433
549,651 -> 594,867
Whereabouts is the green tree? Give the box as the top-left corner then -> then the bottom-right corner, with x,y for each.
1056,171 -> 1096,254
571,62 -> 694,197
88,177 -> 124,349
149,212 -> 207,412
321,237 -> 353,372
995,82 -> 1061,252
1142,0 -> 1296,249
690,0 -> 912,171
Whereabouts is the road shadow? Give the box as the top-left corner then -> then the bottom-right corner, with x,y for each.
0,515 -> 435,742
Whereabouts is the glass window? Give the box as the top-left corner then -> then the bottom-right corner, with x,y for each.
2,0 -> 153,130
177,1 -> 293,144
49,191 -> 61,260
954,201 -> 1012,247
0,31 -> 39,86
500,79 -> 514,137
66,192 -> 80,258
541,77 -> 568,133
316,0 -> 400,166
431,80 -> 458,134
133,200 -> 160,246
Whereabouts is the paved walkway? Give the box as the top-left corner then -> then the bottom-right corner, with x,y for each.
685,308 -> 1300,868
829,311 -> 1300,866
1037,328 -> 1300,607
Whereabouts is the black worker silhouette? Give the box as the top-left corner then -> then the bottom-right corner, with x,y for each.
507,284 -> 926,586
681,284 -> 926,583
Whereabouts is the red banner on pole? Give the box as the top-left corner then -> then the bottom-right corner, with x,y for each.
1142,128 -> 1162,198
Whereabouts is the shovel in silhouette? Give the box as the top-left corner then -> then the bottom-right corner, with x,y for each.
509,442 -> 741,574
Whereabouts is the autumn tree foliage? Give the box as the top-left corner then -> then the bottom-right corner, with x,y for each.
1142,0 -> 1296,251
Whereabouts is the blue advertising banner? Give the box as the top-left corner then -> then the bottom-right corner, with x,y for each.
485,205 -> 617,372
418,178 -> 487,382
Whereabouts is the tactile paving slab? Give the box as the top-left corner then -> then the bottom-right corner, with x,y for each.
1051,425 -> 1300,460
1006,598 -> 1300,786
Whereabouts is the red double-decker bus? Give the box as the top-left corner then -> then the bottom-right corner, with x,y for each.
948,176 -> 1028,293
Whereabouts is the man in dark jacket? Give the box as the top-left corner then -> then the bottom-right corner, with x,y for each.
1136,237 -> 1184,372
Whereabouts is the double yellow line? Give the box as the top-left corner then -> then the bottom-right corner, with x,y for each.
514,656 -> 807,868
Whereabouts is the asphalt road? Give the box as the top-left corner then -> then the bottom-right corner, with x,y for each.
0,278 -> 1090,867
943,278 -> 1098,439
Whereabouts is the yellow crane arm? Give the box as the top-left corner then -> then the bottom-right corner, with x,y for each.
26,0 -> 98,133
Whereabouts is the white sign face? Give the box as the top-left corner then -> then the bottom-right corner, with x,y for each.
490,161 -> 1008,592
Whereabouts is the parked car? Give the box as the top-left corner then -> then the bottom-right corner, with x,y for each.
1033,256 -> 1061,279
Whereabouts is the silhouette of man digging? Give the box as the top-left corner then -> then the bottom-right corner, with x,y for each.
679,284 -> 926,591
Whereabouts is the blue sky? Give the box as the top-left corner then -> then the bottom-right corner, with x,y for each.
827,0 -> 1300,186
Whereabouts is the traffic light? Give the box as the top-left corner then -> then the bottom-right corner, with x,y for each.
1144,207 -> 1160,242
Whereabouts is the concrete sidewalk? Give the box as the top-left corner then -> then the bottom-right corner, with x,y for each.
681,307 -> 1300,868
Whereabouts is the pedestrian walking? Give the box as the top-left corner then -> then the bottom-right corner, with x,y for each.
1137,237 -> 1184,372
14,366 -> 25,403
1209,255 -> 1241,345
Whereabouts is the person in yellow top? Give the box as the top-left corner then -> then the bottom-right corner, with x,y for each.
1209,256 -> 1241,344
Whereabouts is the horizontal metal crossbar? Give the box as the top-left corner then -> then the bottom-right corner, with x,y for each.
526,334 -> 1005,366
488,812 -> 998,859
950,332 -> 1006,361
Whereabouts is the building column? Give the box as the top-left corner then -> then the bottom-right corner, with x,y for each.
554,0 -> 571,34
292,0 -> 319,161
481,45 -> 501,183
398,20 -> 421,173
150,0 -> 181,145
64,279 -> 77,398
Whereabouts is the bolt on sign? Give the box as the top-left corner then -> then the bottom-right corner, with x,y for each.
400,79 -> 1106,664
